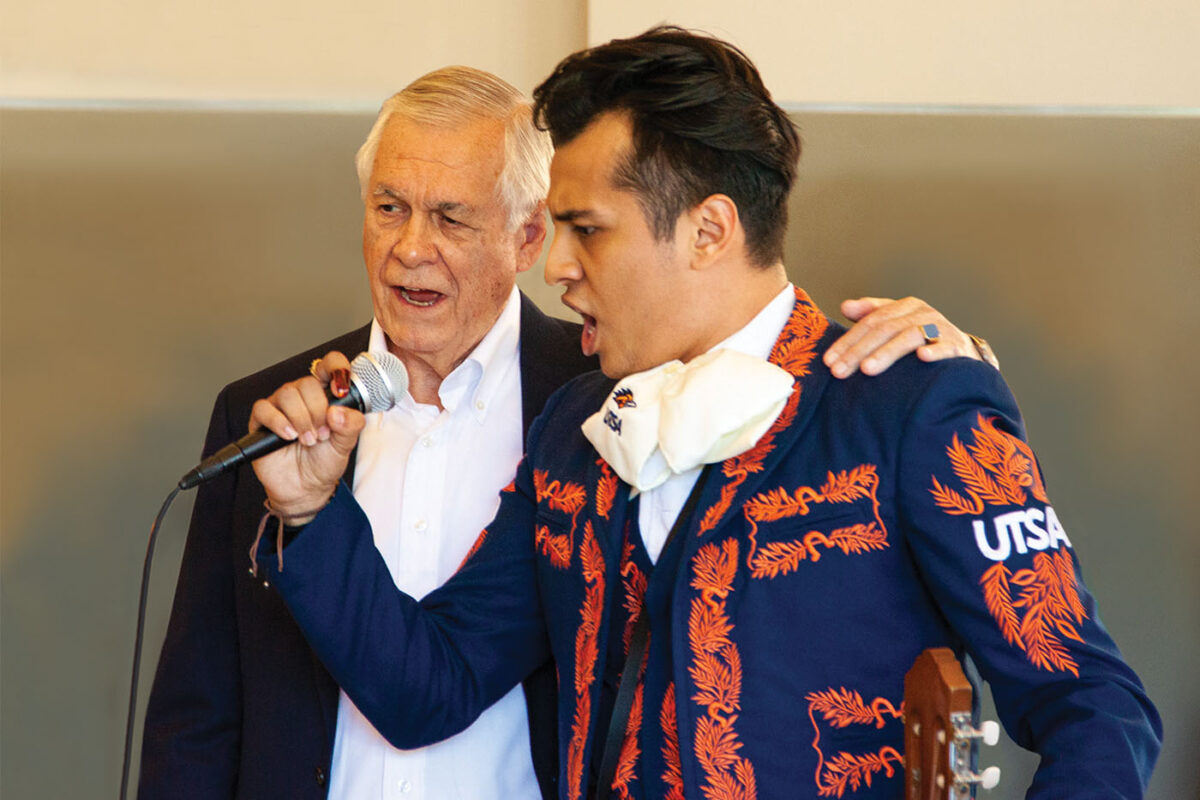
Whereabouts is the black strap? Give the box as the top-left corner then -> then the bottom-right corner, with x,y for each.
593,464 -> 714,800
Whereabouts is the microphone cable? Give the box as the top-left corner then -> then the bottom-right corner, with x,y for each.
119,485 -> 181,800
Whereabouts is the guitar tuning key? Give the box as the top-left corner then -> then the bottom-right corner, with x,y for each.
958,718 -> 1001,746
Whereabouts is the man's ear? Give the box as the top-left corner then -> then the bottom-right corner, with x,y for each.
515,202 -> 549,274
686,194 -> 739,269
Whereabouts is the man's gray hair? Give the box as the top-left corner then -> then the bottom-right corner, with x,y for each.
355,66 -> 553,230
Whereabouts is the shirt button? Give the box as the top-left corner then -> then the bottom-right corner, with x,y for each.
420,437 -> 432,448
398,778 -> 412,793
413,519 -> 428,531
314,766 -> 326,786
475,399 -> 486,411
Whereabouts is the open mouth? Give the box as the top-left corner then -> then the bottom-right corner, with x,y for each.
580,313 -> 597,356
397,286 -> 443,307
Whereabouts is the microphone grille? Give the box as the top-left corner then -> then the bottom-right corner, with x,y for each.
350,351 -> 409,413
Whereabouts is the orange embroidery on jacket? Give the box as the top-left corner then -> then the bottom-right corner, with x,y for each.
981,549 -> 1087,676
608,537 -> 649,798
698,289 -> 826,535
688,539 -> 757,800
596,459 -> 617,520
660,683 -> 686,800
930,414 -> 1048,515
743,465 -> 887,577
806,688 -> 903,797
566,523 -> 605,800
533,469 -> 587,570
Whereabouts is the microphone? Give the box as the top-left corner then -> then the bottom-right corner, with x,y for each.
178,351 -> 408,490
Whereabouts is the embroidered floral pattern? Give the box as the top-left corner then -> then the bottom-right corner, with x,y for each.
661,683 -> 686,800
567,523 -> 606,800
689,539 -> 757,800
533,469 -> 587,570
806,688 -> 903,797
742,465 -> 887,578
609,537 -> 649,799
596,458 -> 618,520
981,550 -> 1087,676
929,414 -> 1048,516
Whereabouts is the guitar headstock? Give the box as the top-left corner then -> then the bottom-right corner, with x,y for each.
904,648 -> 1000,800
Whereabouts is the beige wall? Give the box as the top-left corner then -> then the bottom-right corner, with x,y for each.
5,0 -> 1198,107
2,0 -> 586,102
588,0 -> 1200,107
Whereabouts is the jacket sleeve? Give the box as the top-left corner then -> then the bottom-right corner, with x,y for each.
895,361 -> 1162,798
264,445 -> 552,751
139,387 -> 243,799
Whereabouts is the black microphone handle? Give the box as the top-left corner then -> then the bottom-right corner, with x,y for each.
177,384 -> 364,490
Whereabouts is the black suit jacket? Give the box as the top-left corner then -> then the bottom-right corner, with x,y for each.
140,294 -> 595,799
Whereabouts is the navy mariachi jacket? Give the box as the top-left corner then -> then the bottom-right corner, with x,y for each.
268,288 -> 1161,799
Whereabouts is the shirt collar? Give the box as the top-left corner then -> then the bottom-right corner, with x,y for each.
710,283 -> 796,361
367,285 -> 521,423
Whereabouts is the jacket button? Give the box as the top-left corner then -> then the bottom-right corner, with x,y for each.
315,766 -> 326,786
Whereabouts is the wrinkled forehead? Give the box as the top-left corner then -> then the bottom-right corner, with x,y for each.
374,114 -> 506,188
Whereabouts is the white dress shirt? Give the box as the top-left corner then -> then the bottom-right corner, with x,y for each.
637,284 -> 796,563
328,286 -> 539,800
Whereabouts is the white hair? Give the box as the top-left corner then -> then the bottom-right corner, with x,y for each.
354,66 -> 553,230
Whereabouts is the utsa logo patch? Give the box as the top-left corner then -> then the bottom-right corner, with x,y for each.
930,413 -> 1087,676
612,387 -> 637,408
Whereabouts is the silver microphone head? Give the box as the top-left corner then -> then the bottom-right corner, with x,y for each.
348,351 -> 409,413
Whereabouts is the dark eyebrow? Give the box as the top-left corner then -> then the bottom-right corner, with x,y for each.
552,209 -> 593,223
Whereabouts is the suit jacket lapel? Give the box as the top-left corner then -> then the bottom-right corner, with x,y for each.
683,288 -> 840,559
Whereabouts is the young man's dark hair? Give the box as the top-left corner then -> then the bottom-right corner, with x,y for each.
532,25 -> 801,267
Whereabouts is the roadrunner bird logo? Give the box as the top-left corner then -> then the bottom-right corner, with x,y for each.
612,387 -> 637,408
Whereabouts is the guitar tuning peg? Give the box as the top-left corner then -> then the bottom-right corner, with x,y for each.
978,765 -> 1001,790
957,718 -> 1000,746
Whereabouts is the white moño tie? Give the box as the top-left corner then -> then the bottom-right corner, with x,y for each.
581,349 -> 794,494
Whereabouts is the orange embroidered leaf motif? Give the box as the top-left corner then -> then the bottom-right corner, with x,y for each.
818,748 -> 903,798
690,644 -> 743,715
595,459 -> 617,520
981,553 -> 1086,676
981,563 -> 1023,648
819,466 -> 878,504
807,688 -> 902,730
611,684 -> 644,799
661,683 -> 685,800
931,414 -> 1049,514
928,476 -> 984,516
501,478 -> 516,493
688,539 -> 757,800
566,524 -> 606,800
534,525 -> 572,570
690,539 -> 740,599
580,521 -> 604,582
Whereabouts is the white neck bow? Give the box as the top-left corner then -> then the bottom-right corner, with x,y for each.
581,348 -> 794,494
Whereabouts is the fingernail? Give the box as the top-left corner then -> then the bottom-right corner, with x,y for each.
862,358 -> 877,374
831,362 -> 848,378
301,431 -> 317,446
329,406 -> 345,426
330,369 -> 350,399
283,425 -> 298,440
317,425 -> 330,441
